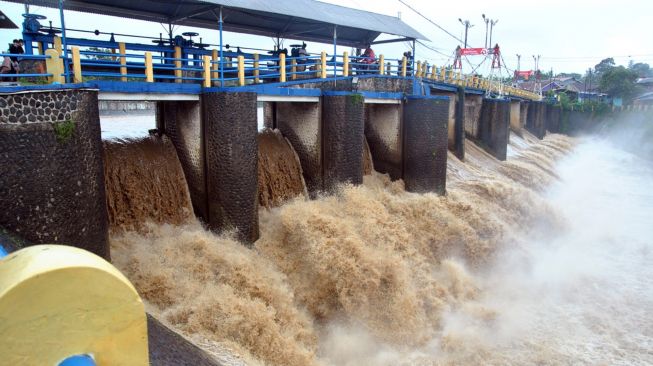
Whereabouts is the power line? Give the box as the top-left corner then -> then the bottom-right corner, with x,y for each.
397,0 -> 464,45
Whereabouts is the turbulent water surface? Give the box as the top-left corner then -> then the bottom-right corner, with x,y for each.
109,118 -> 652,365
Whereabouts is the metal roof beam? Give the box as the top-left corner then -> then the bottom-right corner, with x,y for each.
169,4 -> 219,23
372,37 -> 414,45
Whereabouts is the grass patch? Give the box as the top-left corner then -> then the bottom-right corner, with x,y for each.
53,119 -> 75,143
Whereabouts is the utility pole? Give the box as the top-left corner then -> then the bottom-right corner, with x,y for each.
482,14 -> 489,48
458,18 -> 473,48
516,54 -> 521,71
488,19 -> 499,47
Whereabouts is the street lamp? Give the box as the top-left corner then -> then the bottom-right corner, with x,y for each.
482,14 -> 489,48
458,18 -> 473,49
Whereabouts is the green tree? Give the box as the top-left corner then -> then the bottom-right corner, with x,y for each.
628,62 -> 652,78
594,58 -> 615,80
599,66 -> 640,102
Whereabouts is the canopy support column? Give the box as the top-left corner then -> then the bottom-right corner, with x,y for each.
411,39 -> 416,78
59,0 -> 70,83
219,7 -> 224,86
332,25 -> 337,78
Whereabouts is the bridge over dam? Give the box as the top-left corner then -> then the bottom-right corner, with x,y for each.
0,0 -> 646,365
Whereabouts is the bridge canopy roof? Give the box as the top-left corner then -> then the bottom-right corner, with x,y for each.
8,0 -> 428,47
0,10 -> 19,29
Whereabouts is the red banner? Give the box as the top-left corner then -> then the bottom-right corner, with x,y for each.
459,48 -> 487,56
515,70 -> 533,77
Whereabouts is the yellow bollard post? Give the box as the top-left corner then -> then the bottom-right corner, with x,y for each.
280,53 -> 286,83
416,61 -> 421,77
291,58 -> 297,80
119,42 -> 127,82
431,65 -> 437,80
71,47 -> 82,83
343,51 -> 349,77
379,54 -> 385,75
401,56 -> 407,77
253,53 -> 260,83
321,51 -> 327,79
202,55 -> 211,88
212,49 -> 218,86
45,49 -> 64,84
238,55 -> 245,86
145,52 -> 153,82
53,36 -> 62,55
174,46 -> 182,83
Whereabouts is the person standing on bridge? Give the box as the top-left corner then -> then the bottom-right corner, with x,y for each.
359,45 -> 376,74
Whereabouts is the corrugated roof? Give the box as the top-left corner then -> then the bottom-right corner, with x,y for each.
0,10 -> 19,29
5,0 -> 427,47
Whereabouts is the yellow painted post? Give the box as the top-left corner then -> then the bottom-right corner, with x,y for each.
238,55 -> 245,86
37,42 -> 43,56
45,49 -> 64,84
71,47 -> 82,83
431,65 -> 437,80
379,54 -> 384,75
253,53 -> 260,83
291,59 -> 297,80
448,69 -> 454,83
202,55 -> 211,88
53,36 -> 62,55
211,49 -> 218,86
320,51 -> 327,79
401,56 -> 407,77
343,51 -> 349,77
440,66 -> 445,81
416,61 -> 421,77
422,62 -> 428,78
279,53 -> 286,83
0,245 -> 149,366
118,42 -> 127,82
145,52 -> 153,82
174,46 -> 182,83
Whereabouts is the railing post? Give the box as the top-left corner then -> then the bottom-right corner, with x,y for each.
320,51 -> 327,79
53,36 -> 62,55
45,49 -> 64,84
71,46 -> 82,83
379,54 -> 384,75
343,51 -> 349,77
401,56 -> 407,77
291,58 -> 297,80
440,66 -> 445,81
253,53 -> 260,83
387,62 -> 391,76
279,53 -> 286,83
202,55 -> 211,88
119,42 -> 127,82
415,61 -> 421,77
212,49 -> 219,86
145,52 -> 154,82
237,55 -> 245,86
431,65 -> 437,80
174,46 -> 182,83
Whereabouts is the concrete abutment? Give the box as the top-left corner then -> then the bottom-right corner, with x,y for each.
0,88 -> 109,259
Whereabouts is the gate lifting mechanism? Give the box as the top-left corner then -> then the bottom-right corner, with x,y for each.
453,44 -> 501,70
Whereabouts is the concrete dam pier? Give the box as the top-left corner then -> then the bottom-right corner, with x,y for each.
0,77 -> 562,256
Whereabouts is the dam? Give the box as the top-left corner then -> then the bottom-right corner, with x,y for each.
1,0 -> 652,365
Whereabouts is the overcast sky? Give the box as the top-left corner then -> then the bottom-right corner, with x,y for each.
1,0 -> 652,76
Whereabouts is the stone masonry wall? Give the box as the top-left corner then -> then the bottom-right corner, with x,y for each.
0,88 -> 109,259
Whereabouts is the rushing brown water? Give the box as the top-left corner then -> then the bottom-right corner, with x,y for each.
257,129 -> 307,208
109,132 -> 575,365
103,136 -> 193,232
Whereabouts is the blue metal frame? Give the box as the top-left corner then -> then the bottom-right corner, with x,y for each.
59,0 -> 71,83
